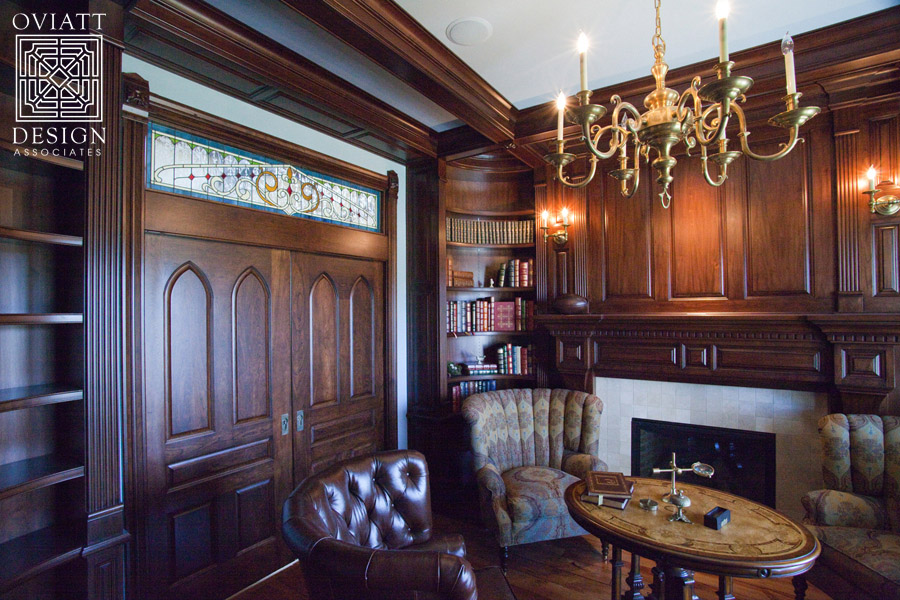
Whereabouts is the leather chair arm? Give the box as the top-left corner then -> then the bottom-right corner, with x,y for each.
801,489 -> 889,529
408,532 -> 467,558
310,538 -> 477,600
561,450 -> 608,480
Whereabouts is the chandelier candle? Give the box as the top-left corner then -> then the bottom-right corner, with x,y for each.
782,33 -> 796,95
716,1 -> 729,63
578,32 -> 589,91
556,93 -> 566,140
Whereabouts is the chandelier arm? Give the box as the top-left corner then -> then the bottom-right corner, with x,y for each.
731,103 -> 800,161
693,104 -> 730,147
620,153 -> 641,199
700,154 -> 728,187
583,124 -> 626,161
558,157 -> 599,189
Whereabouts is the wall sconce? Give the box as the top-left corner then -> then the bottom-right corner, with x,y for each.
865,166 -> 900,216
541,208 -> 570,245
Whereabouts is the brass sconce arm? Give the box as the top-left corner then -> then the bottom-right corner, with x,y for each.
865,178 -> 900,216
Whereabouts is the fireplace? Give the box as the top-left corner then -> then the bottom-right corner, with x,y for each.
631,418 -> 776,507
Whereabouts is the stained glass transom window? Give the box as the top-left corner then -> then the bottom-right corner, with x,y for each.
147,123 -> 381,232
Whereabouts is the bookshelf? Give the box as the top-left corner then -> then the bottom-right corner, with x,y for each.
0,144 -> 87,596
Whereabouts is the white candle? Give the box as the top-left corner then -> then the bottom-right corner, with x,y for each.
541,210 -> 549,228
562,207 -> 570,226
556,92 -> 566,141
577,33 -> 589,92
867,166 -> 877,192
782,33 -> 796,95
716,1 -> 729,63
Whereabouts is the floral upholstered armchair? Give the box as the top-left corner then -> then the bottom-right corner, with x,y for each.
462,389 -> 606,571
801,414 -> 900,600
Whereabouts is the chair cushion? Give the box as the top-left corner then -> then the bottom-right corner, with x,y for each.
807,525 -> 900,599
502,466 -> 580,522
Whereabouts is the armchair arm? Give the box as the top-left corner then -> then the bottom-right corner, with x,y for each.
474,461 -> 513,546
801,489 -> 889,529
562,449 -> 608,480
310,538 -> 477,600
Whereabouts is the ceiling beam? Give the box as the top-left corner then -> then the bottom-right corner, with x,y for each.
280,0 -> 518,144
128,0 -> 437,160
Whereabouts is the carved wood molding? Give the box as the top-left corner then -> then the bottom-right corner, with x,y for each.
539,313 -> 900,412
127,0 -> 437,160
279,0 -> 516,144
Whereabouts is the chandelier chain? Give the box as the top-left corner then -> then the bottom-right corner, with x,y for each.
652,0 -> 666,61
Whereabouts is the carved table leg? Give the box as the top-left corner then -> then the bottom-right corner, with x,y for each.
647,564 -> 665,600
624,554 -> 644,600
793,575 -> 808,600
664,565 -> 698,600
610,546 -> 624,600
717,575 -> 735,600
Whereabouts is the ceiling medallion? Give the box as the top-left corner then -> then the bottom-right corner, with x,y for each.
546,0 -> 819,208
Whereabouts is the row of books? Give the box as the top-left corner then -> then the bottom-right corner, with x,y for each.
447,298 -> 535,333
448,269 -> 475,287
447,217 -> 534,245
461,362 -> 499,375
497,259 -> 533,288
497,343 -> 533,375
580,471 -> 634,510
450,379 -> 498,411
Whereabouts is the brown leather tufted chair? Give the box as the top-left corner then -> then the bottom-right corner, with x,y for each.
282,450 -> 514,600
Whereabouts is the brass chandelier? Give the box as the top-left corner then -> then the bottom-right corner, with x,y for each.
545,0 -> 820,208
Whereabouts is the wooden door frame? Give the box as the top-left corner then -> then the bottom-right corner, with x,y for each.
122,80 -> 399,598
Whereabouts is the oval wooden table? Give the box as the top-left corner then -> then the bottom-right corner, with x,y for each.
565,477 -> 820,600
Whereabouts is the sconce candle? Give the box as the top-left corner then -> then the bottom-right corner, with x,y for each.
716,1 -> 729,63
556,93 -> 566,141
541,210 -> 549,228
562,207 -> 570,226
577,33 -> 589,92
867,165 -> 877,192
782,33 -> 796,95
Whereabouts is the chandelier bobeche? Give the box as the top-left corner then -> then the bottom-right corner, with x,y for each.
546,0 -> 820,208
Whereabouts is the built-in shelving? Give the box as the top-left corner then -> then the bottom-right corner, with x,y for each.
447,241 -> 533,249
448,374 -> 537,383
447,286 -> 535,293
447,331 -> 532,338
0,455 -> 84,501
0,140 -> 84,171
0,385 -> 83,413
0,523 -> 84,593
0,226 -> 84,247
0,313 -> 84,325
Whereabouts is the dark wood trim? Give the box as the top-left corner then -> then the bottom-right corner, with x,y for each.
0,523 -> 84,594
384,170 -> 399,449
0,226 -> 83,246
0,385 -> 84,413
122,71 -> 150,600
127,0 -> 437,160
149,95 -> 390,192
0,313 -> 83,324
279,0 -> 516,144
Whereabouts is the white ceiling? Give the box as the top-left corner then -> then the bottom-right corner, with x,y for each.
395,0 -> 899,110
212,0 -> 898,133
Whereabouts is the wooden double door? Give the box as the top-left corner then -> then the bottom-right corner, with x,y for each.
142,233 -> 385,599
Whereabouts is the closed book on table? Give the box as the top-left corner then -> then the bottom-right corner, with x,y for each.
580,493 -> 632,510
585,472 -> 633,498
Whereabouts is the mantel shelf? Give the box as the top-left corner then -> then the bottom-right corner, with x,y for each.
0,522 -> 83,593
0,454 -> 84,502
0,385 -> 83,413
0,226 -> 83,247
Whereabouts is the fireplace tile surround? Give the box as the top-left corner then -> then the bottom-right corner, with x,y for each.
593,377 -> 828,520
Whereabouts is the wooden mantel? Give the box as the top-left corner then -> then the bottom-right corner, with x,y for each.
537,313 -> 900,414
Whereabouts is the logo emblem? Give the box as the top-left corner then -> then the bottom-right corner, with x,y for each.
16,35 -> 103,122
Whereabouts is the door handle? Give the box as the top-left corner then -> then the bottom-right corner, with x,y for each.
296,410 -> 305,432
281,414 -> 290,436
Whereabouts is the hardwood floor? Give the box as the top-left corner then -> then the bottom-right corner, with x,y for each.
233,511 -> 831,600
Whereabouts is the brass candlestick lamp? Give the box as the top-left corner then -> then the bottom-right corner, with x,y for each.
540,208 -> 569,245
652,452 -> 715,524
864,166 -> 900,216
546,0 -> 820,208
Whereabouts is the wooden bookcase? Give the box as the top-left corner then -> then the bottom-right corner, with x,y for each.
407,152 -> 537,515
0,148 -> 87,596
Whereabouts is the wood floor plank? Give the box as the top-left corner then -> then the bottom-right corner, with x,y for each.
233,511 -> 832,600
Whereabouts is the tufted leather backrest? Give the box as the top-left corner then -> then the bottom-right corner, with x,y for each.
819,414 -> 900,532
283,450 -> 433,556
462,388 -> 603,473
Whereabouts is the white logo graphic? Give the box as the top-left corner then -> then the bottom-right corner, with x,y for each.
16,35 -> 103,122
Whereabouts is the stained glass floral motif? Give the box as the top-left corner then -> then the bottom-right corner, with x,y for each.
147,123 -> 381,232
